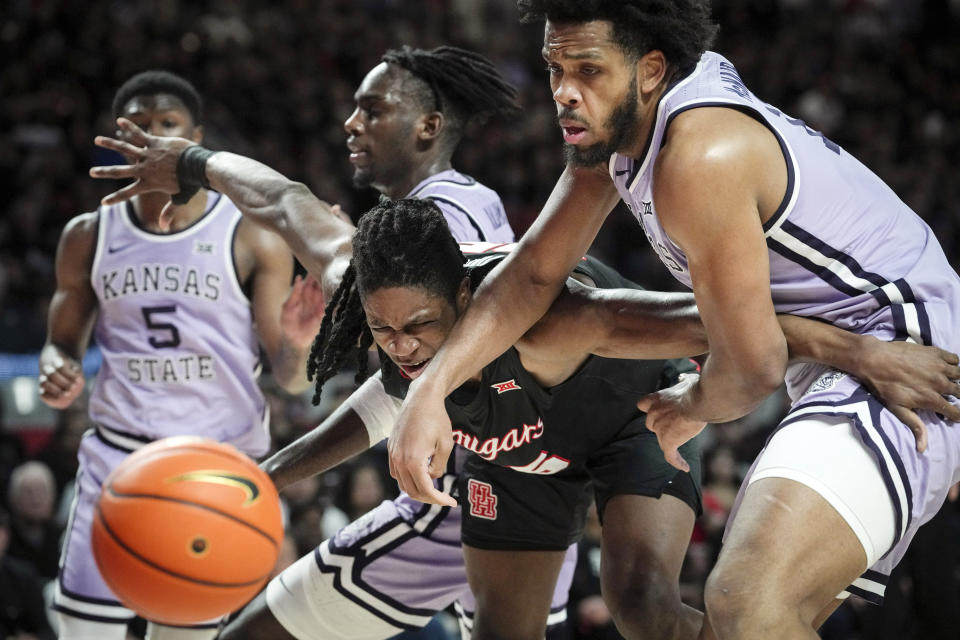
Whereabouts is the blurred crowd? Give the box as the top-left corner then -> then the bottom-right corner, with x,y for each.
1,0 -> 958,638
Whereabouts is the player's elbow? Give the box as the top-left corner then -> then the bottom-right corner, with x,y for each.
273,181 -> 313,230
739,346 -> 787,397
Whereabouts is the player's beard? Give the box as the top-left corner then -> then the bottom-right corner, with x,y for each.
352,167 -> 374,190
563,75 -> 641,168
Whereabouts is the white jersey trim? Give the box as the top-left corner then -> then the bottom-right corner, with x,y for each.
766,226 -> 924,345
53,581 -> 134,621
223,208 -> 251,306
315,480 -> 457,629
627,58 -> 705,193
117,193 -> 228,243
659,96 -> 802,238
89,207 -> 109,295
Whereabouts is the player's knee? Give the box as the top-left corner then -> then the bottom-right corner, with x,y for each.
703,581 -> 748,639
703,569 -> 788,640
471,608 -> 547,640
603,567 -> 682,640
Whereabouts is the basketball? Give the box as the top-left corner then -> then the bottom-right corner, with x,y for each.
91,436 -> 284,625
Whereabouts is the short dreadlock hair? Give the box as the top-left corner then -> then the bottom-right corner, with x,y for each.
112,70 -> 203,124
380,45 -> 521,150
306,199 -> 466,404
518,0 -> 718,73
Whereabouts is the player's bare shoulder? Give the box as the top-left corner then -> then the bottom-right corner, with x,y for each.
61,210 -> 100,242
655,107 -> 787,231
56,210 -> 101,271
232,213 -> 293,283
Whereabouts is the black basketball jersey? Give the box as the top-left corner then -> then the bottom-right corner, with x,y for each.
380,246 -> 696,476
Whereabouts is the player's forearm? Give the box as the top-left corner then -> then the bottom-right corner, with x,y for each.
415,166 -> 617,398
44,292 -> 95,365
588,288 -> 707,359
778,314 -> 868,371
689,336 -> 787,423
205,153 -> 354,291
261,404 -> 370,491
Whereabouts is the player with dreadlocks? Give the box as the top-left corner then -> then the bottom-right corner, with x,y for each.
90,47 -> 576,640
386,3 -> 960,638
92,42 -> 941,640
235,199 -> 944,640
345,45 -> 518,242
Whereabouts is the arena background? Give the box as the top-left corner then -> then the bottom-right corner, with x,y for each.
1,1 -> 958,639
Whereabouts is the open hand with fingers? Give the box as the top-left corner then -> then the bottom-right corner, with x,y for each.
850,337 -> 960,452
89,117 -> 196,229
388,380 -> 457,506
280,274 -> 326,351
636,373 -> 706,472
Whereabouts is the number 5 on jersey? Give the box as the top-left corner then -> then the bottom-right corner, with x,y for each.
142,305 -> 180,349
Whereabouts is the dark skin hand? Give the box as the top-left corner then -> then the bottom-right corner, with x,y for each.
89,118 -> 354,300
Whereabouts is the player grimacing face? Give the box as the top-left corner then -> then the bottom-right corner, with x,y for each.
361,281 -> 469,380
119,94 -> 202,143
543,20 -> 644,167
344,63 -> 422,192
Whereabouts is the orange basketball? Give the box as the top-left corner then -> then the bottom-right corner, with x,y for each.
91,436 -> 283,625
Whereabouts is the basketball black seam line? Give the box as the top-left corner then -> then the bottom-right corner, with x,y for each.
103,486 -> 280,547
95,504 -> 271,589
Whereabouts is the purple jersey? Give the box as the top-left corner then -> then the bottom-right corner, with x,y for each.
609,51 -> 960,401
609,51 -> 960,601
406,169 -> 514,243
88,193 -> 268,456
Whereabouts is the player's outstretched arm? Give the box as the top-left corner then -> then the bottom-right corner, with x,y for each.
39,213 -> 99,409
261,374 -> 399,490
779,315 -> 960,450
388,164 -> 621,504
89,118 -> 354,297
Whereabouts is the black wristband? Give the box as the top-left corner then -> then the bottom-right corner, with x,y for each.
171,145 -> 219,205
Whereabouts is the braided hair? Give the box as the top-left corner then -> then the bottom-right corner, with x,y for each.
306,198 -> 466,404
380,45 -> 521,150
518,0 -> 718,73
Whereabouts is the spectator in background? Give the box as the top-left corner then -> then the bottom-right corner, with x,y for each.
697,446 -> 739,550
0,3 -> 958,639
0,506 -> 54,640
337,458 -> 389,522
5,460 -> 60,580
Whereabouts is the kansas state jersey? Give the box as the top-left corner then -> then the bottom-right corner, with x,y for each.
88,193 -> 269,456
381,247 -> 693,476
610,51 -> 960,399
406,169 -> 514,243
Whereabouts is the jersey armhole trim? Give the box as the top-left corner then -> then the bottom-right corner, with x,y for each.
89,208 -> 107,292
426,195 -> 486,241
226,211 -> 253,306
662,99 -> 799,237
